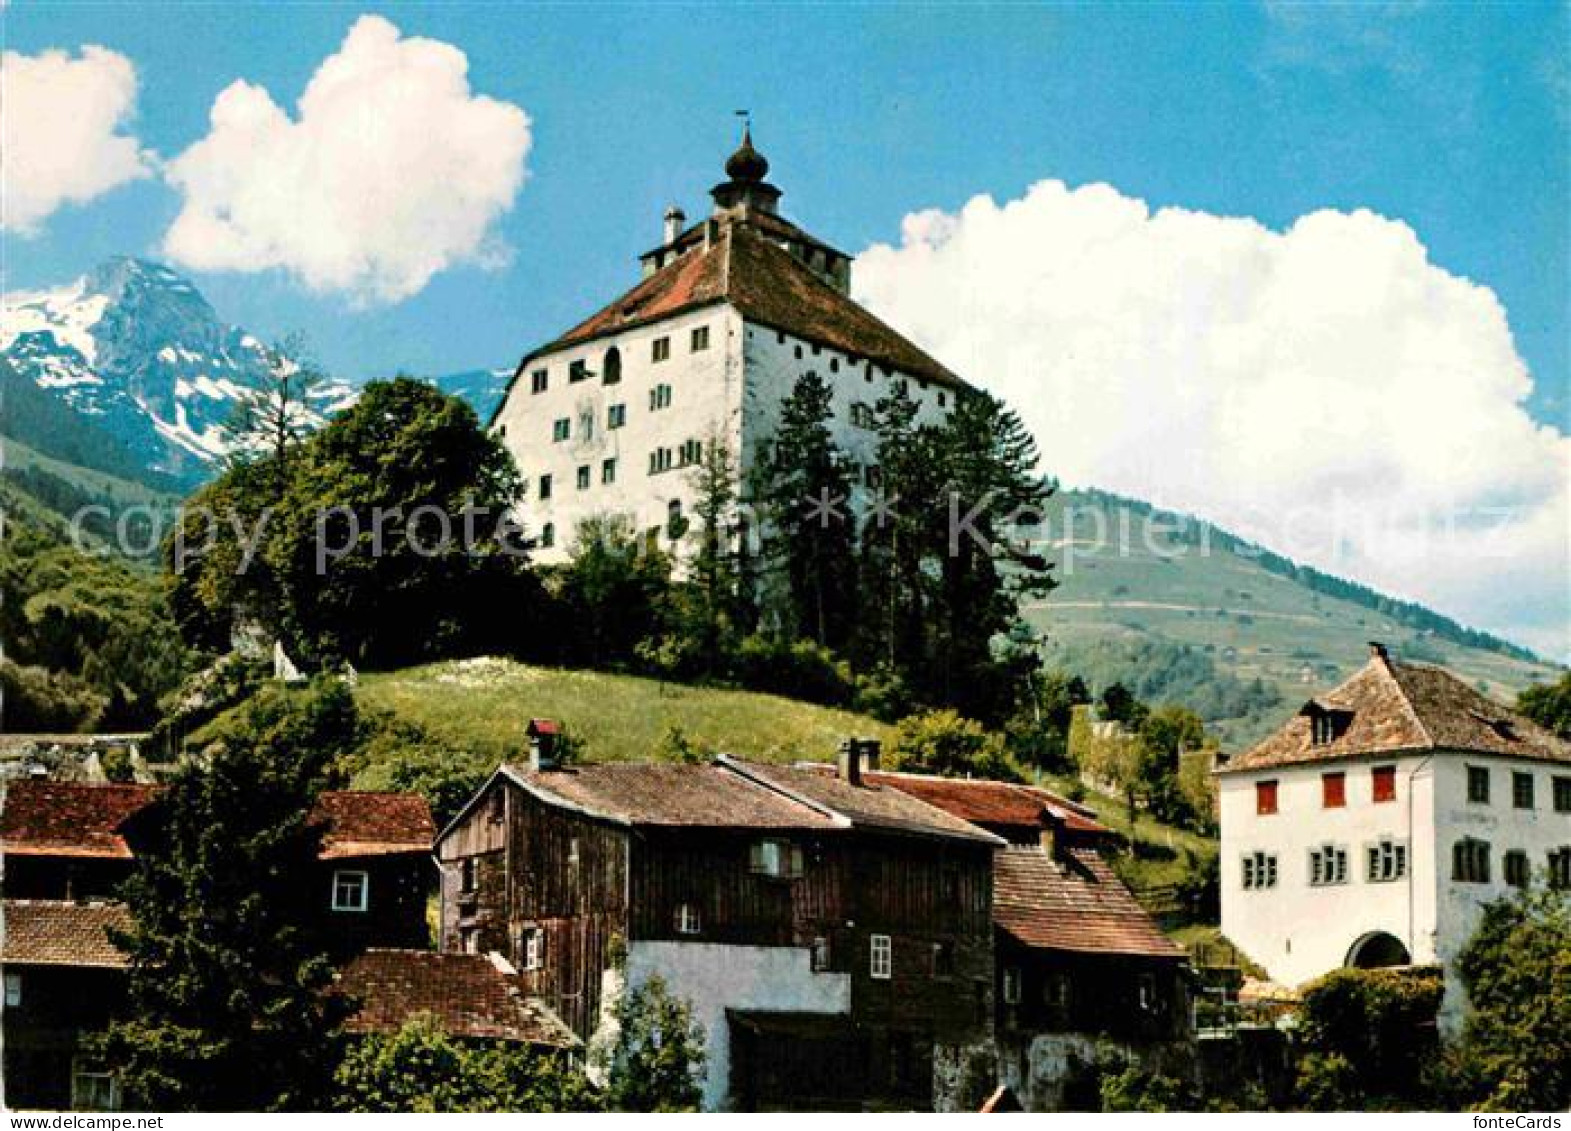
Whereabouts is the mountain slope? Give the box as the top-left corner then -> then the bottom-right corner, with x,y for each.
2,259 -> 351,485
1026,488 -> 1560,748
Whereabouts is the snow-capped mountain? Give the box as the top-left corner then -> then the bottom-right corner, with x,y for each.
1,258 -> 354,484
430,367 -> 511,421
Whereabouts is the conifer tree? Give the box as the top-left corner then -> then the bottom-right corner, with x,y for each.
684,430 -> 747,673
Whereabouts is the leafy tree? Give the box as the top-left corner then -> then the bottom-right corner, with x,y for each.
1517,672 -> 1571,740
1099,1060 -> 1195,1112
1292,967 -> 1444,1109
333,1014 -> 600,1112
887,709 -> 1024,782
556,514 -> 673,670
603,976 -> 706,1112
1450,886 -> 1570,1111
90,682 -> 352,1110
755,371 -> 858,652
1099,682 -> 1146,728
1136,705 -> 1209,828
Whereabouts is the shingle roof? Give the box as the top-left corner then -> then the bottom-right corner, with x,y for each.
1223,652 -> 1571,774
502,762 -> 842,831
858,770 -> 1110,838
0,781 -> 158,858
518,220 -> 964,390
722,758 -> 1003,845
312,792 -> 435,859
1,782 -> 434,860
335,949 -> 577,1047
993,846 -> 1184,960
1,900 -> 131,968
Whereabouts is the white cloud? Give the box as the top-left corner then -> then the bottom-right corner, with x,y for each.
0,45 -> 152,234
855,181 -> 1571,658
161,14 -> 531,304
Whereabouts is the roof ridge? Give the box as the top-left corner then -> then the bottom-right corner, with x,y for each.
1379,657 -> 1437,750
713,755 -> 853,827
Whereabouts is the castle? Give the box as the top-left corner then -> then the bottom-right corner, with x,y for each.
490,129 -> 968,560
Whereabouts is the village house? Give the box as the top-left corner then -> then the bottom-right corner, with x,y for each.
861,769 -> 1194,1109
434,743 -> 1001,1111
489,128 -> 967,562
0,781 -> 437,1109
1218,642 -> 1571,1030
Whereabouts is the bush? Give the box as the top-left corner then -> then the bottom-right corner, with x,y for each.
730,635 -> 856,707
1099,1062 -> 1194,1112
1294,966 -> 1443,1107
887,709 -> 1024,782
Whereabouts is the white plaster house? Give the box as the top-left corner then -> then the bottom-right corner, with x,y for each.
1218,642 -> 1571,1029
489,129 -> 966,563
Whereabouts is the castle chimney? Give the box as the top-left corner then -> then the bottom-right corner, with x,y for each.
663,205 -> 686,245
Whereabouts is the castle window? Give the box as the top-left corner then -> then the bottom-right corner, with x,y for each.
690,326 -> 710,352
602,458 -> 617,485
850,402 -> 875,430
1555,776 -> 1571,813
652,336 -> 671,363
538,474 -> 552,500
1504,850 -> 1530,889
530,368 -> 548,394
576,465 -> 590,491
331,870 -> 368,912
1367,838 -> 1407,882
552,417 -> 570,442
1309,844 -> 1348,886
1513,772 -> 1535,810
1468,766 -> 1491,805
674,903 -> 702,935
1241,851 -> 1277,890
650,384 -> 673,412
830,357 -> 840,373
540,523 -> 555,549
602,347 -> 622,385
1322,772 -> 1346,809
1550,848 -> 1571,891
1453,837 -> 1491,884
608,403 -> 627,429
1255,780 -> 1279,816
794,345 -> 804,360
870,935 -> 893,980
1372,765 -> 1397,803
938,391 -> 947,408
648,448 -> 673,475
569,359 -> 589,383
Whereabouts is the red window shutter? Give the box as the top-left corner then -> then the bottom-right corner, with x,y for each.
1373,766 -> 1397,803
1256,780 -> 1279,815
1322,772 -> 1346,809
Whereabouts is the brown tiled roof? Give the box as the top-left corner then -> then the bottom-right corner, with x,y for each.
0,781 -> 158,858
1,900 -> 131,968
503,762 -> 842,831
521,221 -> 964,390
859,770 -> 1110,838
1224,652 -> 1571,774
722,758 -> 1002,845
993,846 -> 1184,960
335,949 -> 577,1047
2,781 -> 433,860
313,792 -> 435,859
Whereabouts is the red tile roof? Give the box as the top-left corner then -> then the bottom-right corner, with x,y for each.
1,900 -> 131,968
858,770 -> 1110,838
504,762 -> 842,831
993,846 -> 1184,960
313,792 -> 435,859
2,782 -> 433,860
723,758 -> 1002,845
1224,652 -> 1571,773
0,781 -> 158,859
335,949 -> 577,1047
514,220 -> 964,391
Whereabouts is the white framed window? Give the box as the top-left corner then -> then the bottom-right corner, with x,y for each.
1367,838 -> 1409,883
674,902 -> 702,935
4,972 -> 20,1007
1002,965 -> 1022,1005
71,1059 -> 121,1111
749,839 -> 804,878
1309,844 -> 1349,886
870,934 -> 892,980
332,869 -> 369,912
523,927 -> 544,970
811,936 -> 832,972
1241,851 -> 1277,890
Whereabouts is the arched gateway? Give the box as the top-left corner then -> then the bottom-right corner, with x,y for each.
1346,931 -> 1411,969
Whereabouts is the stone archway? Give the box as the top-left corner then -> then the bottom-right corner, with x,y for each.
1346,931 -> 1411,969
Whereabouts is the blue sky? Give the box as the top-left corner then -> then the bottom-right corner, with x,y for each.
6,2 -> 1567,426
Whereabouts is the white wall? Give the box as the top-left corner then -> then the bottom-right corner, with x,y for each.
621,940 -> 852,1111
492,305 -> 745,563
1218,754 -> 1438,986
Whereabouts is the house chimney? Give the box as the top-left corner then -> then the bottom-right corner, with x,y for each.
663,205 -> 686,245
860,739 -> 881,774
837,738 -> 861,786
1369,640 -> 1389,663
1039,813 -> 1058,860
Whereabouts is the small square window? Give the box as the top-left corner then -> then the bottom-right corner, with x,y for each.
530,368 -> 548,394
569,359 -> 589,383
870,934 -> 892,980
1256,780 -> 1279,815
1468,766 -> 1491,805
652,336 -> 671,363
1322,772 -> 1346,809
1372,765 -> 1397,803
552,418 -> 570,443
1513,772 -> 1535,810
608,403 -> 627,430
576,465 -> 591,491
523,927 -> 544,970
332,869 -> 368,912
674,903 -> 702,935
690,325 -> 710,352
